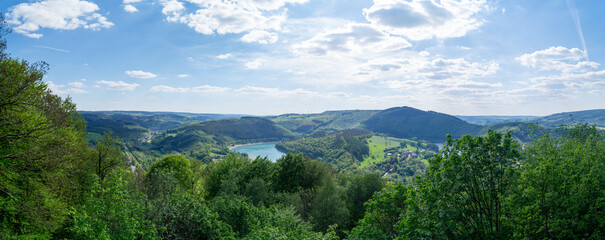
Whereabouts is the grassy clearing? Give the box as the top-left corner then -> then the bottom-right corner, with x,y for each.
360,135 -> 422,168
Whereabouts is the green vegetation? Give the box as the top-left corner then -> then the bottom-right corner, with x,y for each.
277,131 -> 438,182
362,106 -> 484,142
269,110 -> 380,135
82,112 -> 150,142
455,115 -> 539,125
2,17 -> 603,239
119,116 -> 297,169
348,126 -> 604,239
276,129 -> 372,171
529,109 -> 605,127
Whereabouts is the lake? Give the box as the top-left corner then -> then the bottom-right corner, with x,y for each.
231,143 -> 285,162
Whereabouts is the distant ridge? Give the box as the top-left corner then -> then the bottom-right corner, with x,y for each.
362,106 -> 483,142
455,115 -> 539,125
528,109 -> 605,127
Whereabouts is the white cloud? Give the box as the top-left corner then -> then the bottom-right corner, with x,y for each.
245,59 -> 266,69
48,81 -> 87,94
241,30 -> 278,44
124,4 -> 138,13
416,57 -> 499,81
97,80 -> 139,91
150,84 -> 230,93
191,85 -> 230,93
516,46 -> 599,72
159,0 -> 308,43
160,0 -> 185,21
177,74 -> 189,78
293,23 -> 411,56
69,81 -> 85,88
124,0 -> 143,3
234,86 -> 347,98
363,0 -> 488,40
6,0 -> 113,38
150,85 -> 189,93
216,53 -> 232,59
126,70 -> 157,79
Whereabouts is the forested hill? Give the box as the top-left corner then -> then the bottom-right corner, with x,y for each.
81,111 -> 246,142
455,115 -> 539,125
527,109 -> 605,127
362,106 -> 483,142
151,117 -> 295,152
268,110 -> 381,134
185,117 -> 296,142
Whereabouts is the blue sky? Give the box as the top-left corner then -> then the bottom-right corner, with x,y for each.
2,0 -> 604,116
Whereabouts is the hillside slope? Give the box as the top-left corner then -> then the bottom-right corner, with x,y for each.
152,117 -> 296,153
528,109 -> 605,127
269,110 -> 381,134
362,106 -> 483,142
456,115 -> 539,125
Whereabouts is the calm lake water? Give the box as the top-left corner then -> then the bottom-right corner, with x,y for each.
231,143 -> 285,162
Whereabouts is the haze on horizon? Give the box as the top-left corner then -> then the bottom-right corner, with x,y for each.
2,0 -> 604,116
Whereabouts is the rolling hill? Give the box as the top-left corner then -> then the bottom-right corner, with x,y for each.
455,115 -> 539,125
268,110 -> 381,134
80,111 -> 246,142
527,109 -> 605,127
362,106 -> 484,142
151,117 -> 296,153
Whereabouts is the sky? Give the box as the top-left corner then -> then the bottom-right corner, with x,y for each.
2,0 -> 604,116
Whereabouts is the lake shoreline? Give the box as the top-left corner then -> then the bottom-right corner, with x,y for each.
230,142 -> 286,162
229,142 -> 278,151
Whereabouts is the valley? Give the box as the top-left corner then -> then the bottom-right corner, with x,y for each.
81,106 -> 603,180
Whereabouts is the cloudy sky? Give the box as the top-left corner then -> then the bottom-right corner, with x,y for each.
2,0 -> 604,116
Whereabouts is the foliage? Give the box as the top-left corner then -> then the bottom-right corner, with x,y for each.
362,106 -> 483,142
90,132 -> 126,181
311,176 -> 349,232
508,124 -> 604,239
82,113 -> 149,142
269,110 -> 381,135
243,206 -> 336,240
61,171 -> 157,240
194,117 -> 295,142
348,183 -> 407,240
147,154 -> 194,198
401,131 -> 520,239
339,173 -> 384,229
0,29 -> 89,237
149,192 -> 234,240
273,153 -> 331,193
276,129 -> 371,171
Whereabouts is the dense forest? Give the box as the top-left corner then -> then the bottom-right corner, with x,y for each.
1,15 -> 604,240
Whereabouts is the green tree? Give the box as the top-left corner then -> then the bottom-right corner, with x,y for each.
348,183 -> 407,240
274,153 -> 329,192
147,154 -> 194,198
401,131 -> 520,239
0,19 -> 89,237
60,171 -> 157,240
341,172 -> 384,230
150,192 -> 235,240
203,153 -> 251,199
90,132 -> 125,181
311,176 -> 349,232
509,124 -> 604,239
208,195 -> 261,237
